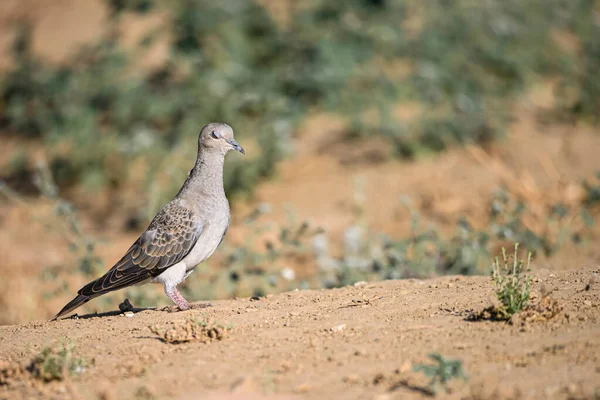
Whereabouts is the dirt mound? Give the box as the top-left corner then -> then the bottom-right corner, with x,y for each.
150,315 -> 232,344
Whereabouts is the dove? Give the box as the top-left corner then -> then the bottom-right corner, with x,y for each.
53,122 -> 244,320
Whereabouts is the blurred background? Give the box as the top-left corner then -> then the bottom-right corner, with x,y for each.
0,0 -> 598,325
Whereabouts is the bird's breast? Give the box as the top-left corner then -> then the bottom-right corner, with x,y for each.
183,205 -> 230,270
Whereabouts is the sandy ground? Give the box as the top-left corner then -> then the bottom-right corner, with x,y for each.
1,269 -> 599,400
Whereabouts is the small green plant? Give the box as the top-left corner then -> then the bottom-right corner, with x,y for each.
491,244 -> 532,319
413,353 -> 467,395
29,342 -> 86,382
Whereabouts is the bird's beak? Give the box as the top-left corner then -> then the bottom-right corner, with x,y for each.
227,139 -> 245,155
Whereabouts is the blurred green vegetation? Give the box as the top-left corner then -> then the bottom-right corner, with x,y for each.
316,182 -> 598,288
178,181 -> 597,298
0,0 -> 598,210
29,173 -> 598,309
413,353 -> 467,395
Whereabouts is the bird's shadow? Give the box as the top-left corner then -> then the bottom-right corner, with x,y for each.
59,307 -> 157,320
56,302 -> 213,321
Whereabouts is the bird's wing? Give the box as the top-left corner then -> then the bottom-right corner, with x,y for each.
79,202 -> 203,296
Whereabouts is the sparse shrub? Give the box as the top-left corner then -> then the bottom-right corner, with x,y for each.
488,190 -> 554,256
491,244 -> 532,319
320,218 -> 489,287
28,342 -> 86,382
316,184 -> 596,288
413,353 -> 467,395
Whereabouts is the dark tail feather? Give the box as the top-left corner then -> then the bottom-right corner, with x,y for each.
52,261 -> 153,320
52,294 -> 94,321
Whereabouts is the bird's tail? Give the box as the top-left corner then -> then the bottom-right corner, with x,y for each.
51,294 -> 94,321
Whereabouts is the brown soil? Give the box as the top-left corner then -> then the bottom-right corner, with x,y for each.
1,269 -> 599,400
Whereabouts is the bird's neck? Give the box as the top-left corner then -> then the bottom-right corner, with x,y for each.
179,151 -> 226,198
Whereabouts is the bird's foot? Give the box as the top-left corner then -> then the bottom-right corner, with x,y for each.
165,288 -> 190,312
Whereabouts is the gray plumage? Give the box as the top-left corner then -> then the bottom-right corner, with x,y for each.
53,122 -> 244,320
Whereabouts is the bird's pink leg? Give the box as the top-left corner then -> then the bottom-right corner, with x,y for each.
165,287 -> 190,311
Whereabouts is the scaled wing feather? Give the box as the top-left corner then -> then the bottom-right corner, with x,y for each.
80,203 -> 203,296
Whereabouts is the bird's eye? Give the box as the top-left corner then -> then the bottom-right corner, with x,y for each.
210,130 -> 219,139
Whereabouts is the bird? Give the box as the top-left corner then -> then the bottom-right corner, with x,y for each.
52,122 -> 245,320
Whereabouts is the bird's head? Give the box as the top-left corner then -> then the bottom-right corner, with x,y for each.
198,122 -> 245,156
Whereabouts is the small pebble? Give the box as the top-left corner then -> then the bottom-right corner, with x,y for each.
124,311 -> 134,317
